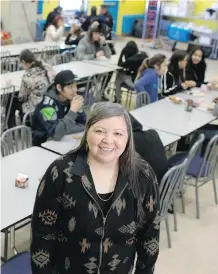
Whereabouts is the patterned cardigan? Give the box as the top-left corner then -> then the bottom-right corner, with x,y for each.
18,63 -> 55,114
31,151 -> 160,274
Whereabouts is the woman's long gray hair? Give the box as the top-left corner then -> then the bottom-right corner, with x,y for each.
75,102 -> 152,225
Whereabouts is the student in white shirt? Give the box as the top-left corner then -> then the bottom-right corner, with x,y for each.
45,15 -> 64,42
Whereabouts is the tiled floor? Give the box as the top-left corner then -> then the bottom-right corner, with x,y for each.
1,37 -> 218,273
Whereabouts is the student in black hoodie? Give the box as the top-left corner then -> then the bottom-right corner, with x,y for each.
161,50 -> 192,97
185,46 -> 207,88
115,41 -> 148,103
129,113 -> 168,184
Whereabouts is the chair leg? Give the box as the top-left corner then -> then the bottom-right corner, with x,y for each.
195,182 -> 200,219
173,199 -> 177,232
10,226 -> 18,255
212,177 -> 218,204
4,228 -> 9,260
181,191 -> 186,214
165,217 -> 172,248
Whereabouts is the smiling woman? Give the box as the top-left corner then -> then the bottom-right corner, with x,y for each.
31,102 -> 160,274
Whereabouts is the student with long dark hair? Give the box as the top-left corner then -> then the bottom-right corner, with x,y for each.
185,46 -> 207,88
7,49 -> 55,128
45,15 -> 64,42
161,50 -> 190,96
135,54 -> 167,103
115,41 -> 148,103
75,26 -> 111,60
19,49 -> 55,114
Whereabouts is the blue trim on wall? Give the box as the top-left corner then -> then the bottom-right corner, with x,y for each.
37,0 -> 44,15
104,0 -> 119,32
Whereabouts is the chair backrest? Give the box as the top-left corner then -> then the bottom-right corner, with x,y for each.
52,52 -> 72,65
186,133 -> 205,171
22,110 -> 34,127
1,86 -> 15,133
1,57 -> 21,73
160,158 -> 188,219
42,46 -> 59,64
1,139 -> 9,157
1,51 -> 11,59
135,91 -> 150,108
84,73 -> 109,106
1,126 -> 32,155
198,134 -> 218,182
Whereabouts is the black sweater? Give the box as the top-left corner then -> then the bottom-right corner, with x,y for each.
31,152 -> 160,274
185,62 -> 207,87
161,70 -> 186,97
130,113 -> 168,184
118,52 -> 148,82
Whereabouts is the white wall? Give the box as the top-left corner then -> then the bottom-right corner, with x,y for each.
1,0 -> 38,42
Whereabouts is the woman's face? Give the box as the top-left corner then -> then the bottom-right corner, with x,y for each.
156,59 -> 168,76
192,50 -> 203,65
86,116 -> 128,164
178,55 -> 188,69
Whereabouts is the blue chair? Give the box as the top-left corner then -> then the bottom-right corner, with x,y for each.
168,134 -> 205,178
1,252 -> 31,274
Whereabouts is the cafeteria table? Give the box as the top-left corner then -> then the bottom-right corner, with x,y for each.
1,61 -> 116,91
130,98 -> 217,137
1,147 -> 59,259
41,132 -> 84,155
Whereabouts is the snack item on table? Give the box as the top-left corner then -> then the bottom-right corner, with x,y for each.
15,173 -> 29,188
168,96 -> 182,104
185,99 -> 193,112
72,135 -> 82,140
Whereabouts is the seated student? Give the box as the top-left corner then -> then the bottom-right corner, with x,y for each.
129,113 -> 168,184
115,41 -> 148,103
19,49 -> 55,114
32,70 -> 86,146
45,15 -> 64,42
65,24 -> 84,46
185,46 -> 207,88
161,50 -> 194,96
75,26 -> 111,61
135,54 -> 167,103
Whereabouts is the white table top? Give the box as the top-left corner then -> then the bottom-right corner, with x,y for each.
41,132 -> 83,155
130,99 -> 216,137
83,59 -> 121,70
176,89 -> 218,111
0,61 -> 115,91
54,61 -> 115,79
1,147 -> 59,230
142,126 -> 181,147
1,41 -> 65,56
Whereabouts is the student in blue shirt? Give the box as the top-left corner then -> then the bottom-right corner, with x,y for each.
135,54 -> 167,103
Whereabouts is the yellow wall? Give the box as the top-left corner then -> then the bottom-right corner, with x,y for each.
42,0 -> 59,20
117,0 -> 146,35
